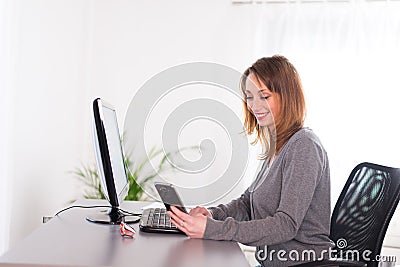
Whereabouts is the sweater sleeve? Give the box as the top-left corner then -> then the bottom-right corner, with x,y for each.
208,189 -> 251,221
203,136 -> 326,247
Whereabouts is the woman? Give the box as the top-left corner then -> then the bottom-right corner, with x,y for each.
167,55 -> 334,266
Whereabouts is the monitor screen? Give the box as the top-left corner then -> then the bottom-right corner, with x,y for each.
87,98 -> 139,224
96,101 -> 128,204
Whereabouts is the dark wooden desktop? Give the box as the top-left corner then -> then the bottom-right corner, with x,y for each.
0,199 -> 250,267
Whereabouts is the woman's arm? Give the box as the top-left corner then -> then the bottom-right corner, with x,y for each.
203,136 -> 328,246
207,189 -> 252,221
167,190 -> 253,238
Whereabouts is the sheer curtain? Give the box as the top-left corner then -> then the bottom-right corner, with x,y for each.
252,1 -> 400,245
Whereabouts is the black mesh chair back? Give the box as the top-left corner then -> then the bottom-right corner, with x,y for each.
330,162 -> 400,267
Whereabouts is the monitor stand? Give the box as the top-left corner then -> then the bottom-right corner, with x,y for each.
86,207 -> 140,224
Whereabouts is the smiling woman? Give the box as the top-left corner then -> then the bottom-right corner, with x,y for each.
167,56 -> 333,267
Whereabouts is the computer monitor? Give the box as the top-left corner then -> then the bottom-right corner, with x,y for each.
86,98 -> 139,224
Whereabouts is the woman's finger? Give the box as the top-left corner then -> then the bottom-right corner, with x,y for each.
170,217 -> 189,235
171,206 -> 192,222
189,206 -> 201,216
166,210 -> 180,222
167,210 -> 189,230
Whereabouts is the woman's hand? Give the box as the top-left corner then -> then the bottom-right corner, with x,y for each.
189,206 -> 212,217
167,206 -> 208,239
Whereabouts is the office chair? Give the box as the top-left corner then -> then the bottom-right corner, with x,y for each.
294,162 -> 400,267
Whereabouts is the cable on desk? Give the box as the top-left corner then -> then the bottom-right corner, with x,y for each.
118,208 -> 142,217
54,205 -> 111,217
53,205 -> 142,218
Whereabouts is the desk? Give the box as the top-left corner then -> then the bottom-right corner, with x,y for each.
0,199 -> 250,267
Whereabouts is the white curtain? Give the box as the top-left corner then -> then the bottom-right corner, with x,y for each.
252,1 -> 400,245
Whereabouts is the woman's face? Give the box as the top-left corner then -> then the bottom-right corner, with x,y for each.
245,73 -> 279,127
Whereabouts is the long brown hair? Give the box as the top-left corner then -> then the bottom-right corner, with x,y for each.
241,55 -> 306,160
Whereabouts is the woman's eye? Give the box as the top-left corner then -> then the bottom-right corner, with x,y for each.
261,96 -> 270,100
245,96 -> 253,100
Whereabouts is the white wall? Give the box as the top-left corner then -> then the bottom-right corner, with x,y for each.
87,0 -> 261,205
0,0 -> 13,254
1,0 -> 400,255
4,0 -> 94,250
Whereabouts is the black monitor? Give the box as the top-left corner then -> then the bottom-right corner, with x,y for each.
86,98 -> 139,224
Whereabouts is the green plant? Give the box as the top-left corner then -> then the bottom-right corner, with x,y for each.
72,146 -> 185,201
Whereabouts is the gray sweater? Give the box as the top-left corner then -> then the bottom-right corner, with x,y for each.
203,128 -> 334,266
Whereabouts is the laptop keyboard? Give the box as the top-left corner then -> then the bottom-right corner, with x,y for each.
139,208 -> 180,232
